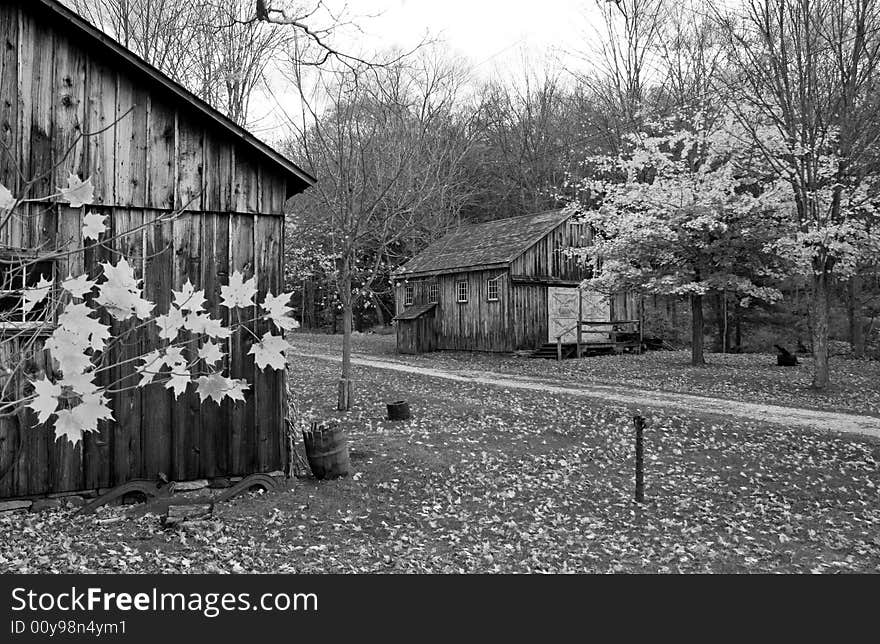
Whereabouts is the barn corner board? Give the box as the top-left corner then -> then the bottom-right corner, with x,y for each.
0,0 -> 316,500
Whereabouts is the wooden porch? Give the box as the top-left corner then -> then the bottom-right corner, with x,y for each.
532,319 -> 643,360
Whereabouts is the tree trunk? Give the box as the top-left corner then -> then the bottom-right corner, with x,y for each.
810,270 -> 831,389
848,276 -> 865,358
337,261 -> 353,411
691,293 -> 705,366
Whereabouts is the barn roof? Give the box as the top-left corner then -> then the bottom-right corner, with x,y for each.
34,0 -> 316,194
396,210 -> 570,277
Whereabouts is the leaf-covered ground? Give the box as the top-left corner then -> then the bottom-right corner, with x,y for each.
2,346 -> 878,573
294,332 -> 880,416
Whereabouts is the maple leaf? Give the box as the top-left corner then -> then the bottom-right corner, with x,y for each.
155,306 -> 186,341
53,409 -> 85,443
72,392 -> 114,432
185,312 -> 232,339
165,370 -> 191,398
22,276 -> 54,315
220,271 -> 257,308
135,350 -> 165,387
57,301 -> 111,352
172,279 -> 207,312
81,211 -> 107,240
61,273 -> 96,299
0,181 -> 16,211
195,373 -> 247,404
197,341 -> 225,365
28,377 -> 62,425
52,393 -> 110,442
59,371 -> 99,396
96,258 -> 154,320
248,332 -> 289,370
58,173 -> 94,208
162,347 -> 191,398
45,327 -> 92,376
261,292 -> 300,331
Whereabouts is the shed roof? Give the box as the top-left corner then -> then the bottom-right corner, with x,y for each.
33,0 -> 316,194
393,303 -> 437,321
397,210 -> 570,277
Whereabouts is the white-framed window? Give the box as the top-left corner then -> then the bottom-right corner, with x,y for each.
487,278 -> 499,301
404,283 -> 414,306
0,254 -> 57,330
428,282 -> 439,304
456,280 -> 468,303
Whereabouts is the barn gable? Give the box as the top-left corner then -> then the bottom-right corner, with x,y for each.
1,0 -> 315,213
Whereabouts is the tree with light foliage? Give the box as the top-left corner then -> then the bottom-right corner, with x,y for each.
569,112 -> 791,365
716,0 -> 880,387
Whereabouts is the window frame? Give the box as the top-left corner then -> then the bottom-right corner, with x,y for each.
0,252 -> 58,332
428,282 -> 439,304
487,278 -> 499,302
456,280 -> 468,303
403,283 -> 414,306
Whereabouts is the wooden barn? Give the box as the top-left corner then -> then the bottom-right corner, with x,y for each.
0,0 -> 315,500
393,210 -> 637,355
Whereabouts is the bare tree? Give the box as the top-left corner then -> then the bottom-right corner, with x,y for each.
282,51 -> 479,410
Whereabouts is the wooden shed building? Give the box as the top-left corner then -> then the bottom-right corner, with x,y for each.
0,0 -> 315,500
393,210 -> 635,354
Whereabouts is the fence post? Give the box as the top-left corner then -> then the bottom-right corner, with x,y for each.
633,415 -> 645,503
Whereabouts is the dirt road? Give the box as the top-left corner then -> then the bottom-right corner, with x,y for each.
293,350 -> 880,440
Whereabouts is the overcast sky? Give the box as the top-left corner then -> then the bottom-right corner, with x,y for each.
251,0 -> 599,139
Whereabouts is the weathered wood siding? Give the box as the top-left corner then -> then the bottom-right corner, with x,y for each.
0,2 -> 292,212
396,271 -> 512,352
510,284 -> 549,350
0,2 -> 293,499
0,205 -> 285,499
510,220 -> 591,281
396,311 -> 438,354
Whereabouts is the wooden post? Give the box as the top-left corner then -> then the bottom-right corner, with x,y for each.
638,295 -> 645,354
556,336 -> 562,362
633,415 -> 645,503
576,289 -> 583,358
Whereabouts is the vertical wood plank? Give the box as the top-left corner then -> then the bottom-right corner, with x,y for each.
253,214 -> 282,472
111,207 -> 144,483
114,73 -> 134,206
146,97 -> 174,209
52,33 -> 86,187
176,118 -> 203,211
228,213 -> 255,474
81,205 -> 112,490
171,212 -> 201,480
141,209 -> 173,479
0,4 -> 19,197
199,212 -> 230,477
84,58 -> 116,205
52,204 -> 86,493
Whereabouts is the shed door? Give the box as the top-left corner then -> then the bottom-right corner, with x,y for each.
547,288 -> 610,342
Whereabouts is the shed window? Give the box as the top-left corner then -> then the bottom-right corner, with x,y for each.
0,255 -> 57,330
428,282 -> 439,304
404,284 -> 414,306
487,278 -> 499,301
456,280 -> 468,303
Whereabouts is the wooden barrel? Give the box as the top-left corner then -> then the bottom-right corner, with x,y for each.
387,401 -> 411,421
302,423 -> 351,480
